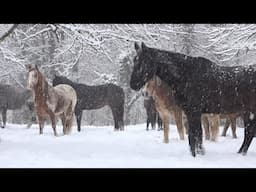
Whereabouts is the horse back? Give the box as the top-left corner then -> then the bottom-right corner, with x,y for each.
182,62 -> 256,113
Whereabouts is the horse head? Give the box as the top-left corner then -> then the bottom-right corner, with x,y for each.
130,42 -> 157,91
26,64 -> 40,90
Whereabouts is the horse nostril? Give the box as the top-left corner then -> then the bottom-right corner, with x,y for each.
32,117 -> 36,121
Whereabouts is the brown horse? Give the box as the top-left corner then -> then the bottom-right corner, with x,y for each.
145,76 -> 186,143
26,64 -> 77,136
146,76 -> 233,142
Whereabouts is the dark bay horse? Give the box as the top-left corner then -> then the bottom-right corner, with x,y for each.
130,42 -> 256,157
26,64 -> 77,136
52,75 -> 125,131
220,113 -> 240,138
0,84 -> 36,128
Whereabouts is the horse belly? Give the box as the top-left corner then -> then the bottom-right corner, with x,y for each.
81,96 -> 106,110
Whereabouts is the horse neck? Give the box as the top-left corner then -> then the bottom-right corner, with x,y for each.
59,78 -> 74,86
23,89 -> 32,100
33,74 -> 52,104
155,63 -> 176,86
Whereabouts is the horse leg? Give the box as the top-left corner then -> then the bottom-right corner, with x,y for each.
151,113 -> 156,130
48,112 -> 57,136
159,111 -> 169,143
174,109 -> 185,140
117,104 -> 124,131
210,115 -> 220,142
38,115 -> 45,135
238,119 -> 256,155
183,113 -> 189,134
75,108 -> 83,132
146,118 -> 149,131
186,112 -> 204,157
202,115 -> 210,140
112,104 -> 124,131
1,108 -> 7,128
221,118 -> 231,137
238,112 -> 251,154
64,105 -> 74,135
60,113 -> 66,135
157,114 -> 163,131
110,107 -> 120,131
65,114 -> 73,135
231,116 -> 237,139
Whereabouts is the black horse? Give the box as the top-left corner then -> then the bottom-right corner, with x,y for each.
143,95 -> 163,131
130,42 -> 256,157
52,75 -> 125,131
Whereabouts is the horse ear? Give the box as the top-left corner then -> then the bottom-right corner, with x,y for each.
141,42 -> 147,51
25,64 -> 31,71
134,42 -> 140,52
35,64 -> 38,70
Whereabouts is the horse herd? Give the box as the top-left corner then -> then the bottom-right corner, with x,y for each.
0,64 -> 125,135
1,41 -> 256,158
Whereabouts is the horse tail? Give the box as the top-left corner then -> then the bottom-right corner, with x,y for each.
118,89 -> 125,130
65,100 -> 75,134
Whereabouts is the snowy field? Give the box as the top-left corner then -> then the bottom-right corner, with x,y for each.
0,123 -> 255,168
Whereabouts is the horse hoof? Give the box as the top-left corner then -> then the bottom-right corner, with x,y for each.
191,151 -> 196,157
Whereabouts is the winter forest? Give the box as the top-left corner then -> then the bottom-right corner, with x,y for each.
2,24 -> 256,167
1,24 -> 256,126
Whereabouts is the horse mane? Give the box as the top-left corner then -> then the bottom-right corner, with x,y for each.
146,46 -> 214,68
54,75 -> 76,86
34,69 -> 50,103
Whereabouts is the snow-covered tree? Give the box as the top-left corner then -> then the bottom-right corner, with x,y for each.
2,24 -> 256,126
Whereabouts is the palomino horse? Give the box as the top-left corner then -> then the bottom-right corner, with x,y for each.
143,94 -> 163,131
52,75 -> 124,131
26,64 -> 77,136
0,84 -> 36,128
130,42 -> 256,157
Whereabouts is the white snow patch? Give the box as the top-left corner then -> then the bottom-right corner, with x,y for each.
0,123 -> 255,168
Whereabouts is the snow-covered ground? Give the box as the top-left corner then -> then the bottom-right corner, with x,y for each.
0,123 -> 255,168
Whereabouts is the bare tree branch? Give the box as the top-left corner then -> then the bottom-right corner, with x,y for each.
0,24 -> 18,43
